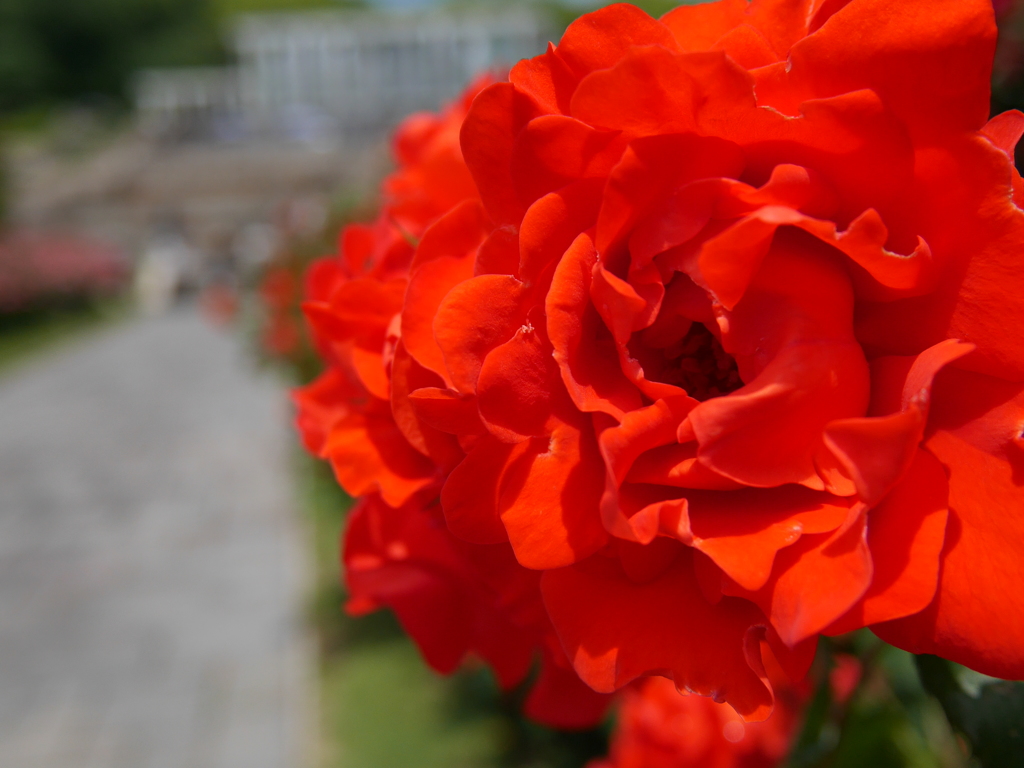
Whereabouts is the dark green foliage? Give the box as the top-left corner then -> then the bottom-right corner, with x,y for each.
783,635 -> 965,768
0,0 -> 366,116
0,299 -> 126,373
916,655 -> 1024,768
0,0 -> 224,112
540,0 -> 708,35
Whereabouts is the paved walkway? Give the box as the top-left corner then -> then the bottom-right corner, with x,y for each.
0,309 -> 312,768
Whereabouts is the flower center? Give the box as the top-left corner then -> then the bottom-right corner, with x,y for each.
675,323 -> 743,401
635,321 -> 743,401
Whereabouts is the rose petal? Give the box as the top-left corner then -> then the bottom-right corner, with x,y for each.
596,132 -> 745,256
712,23 -> 779,69
477,309 -> 565,441
321,400 -> 437,508
856,136 -> 1024,380
499,418 -> 608,569
541,551 -> 773,720
434,274 -> 531,395
512,116 -> 625,204
509,43 -> 578,115
547,233 -> 644,419
403,200 -> 490,380
524,647 -> 615,729
555,2 -> 680,78
661,0 -> 748,52
982,110 -> 1024,207
687,487 -> 852,592
390,341 -> 463,467
822,339 -> 974,504
788,0 -> 996,138
686,241 -> 870,488
474,225 -> 520,277
441,435 -> 521,545
520,179 -> 604,285
571,46 -> 700,135
407,387 -> 486,436
826,449 -> 948,634
460,83 -> 537,225
736,508 -> 872,646
874,368 -> 1024,679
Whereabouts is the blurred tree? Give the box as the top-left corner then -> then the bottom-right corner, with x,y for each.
0,0 -> 364,116
0,0 -> 223,113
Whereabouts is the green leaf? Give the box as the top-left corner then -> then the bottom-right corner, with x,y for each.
915,655 -> 1024,767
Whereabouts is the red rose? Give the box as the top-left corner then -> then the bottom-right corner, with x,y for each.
386,0 -> 1024,720
590,664 -> 802,768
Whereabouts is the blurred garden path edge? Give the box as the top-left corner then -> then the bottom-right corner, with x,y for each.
0,307 -> 315,767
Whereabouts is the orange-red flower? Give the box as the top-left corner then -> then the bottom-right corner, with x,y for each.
298,0 -> 1024,728
377,0 -> 1024,721
589,674 -> 801,768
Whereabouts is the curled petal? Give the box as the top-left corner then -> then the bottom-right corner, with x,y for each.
441,436 -> 521,545
597,133 -> 745,256
434,274 -> 531,395
460,83 -> 538,225
512,116 -> 625,204
732,508 -> 872,646
686,241 -> 870,488
687,487 -> 852,592
981,109 -> 1024,158
875,368 -> 1024,679
542,551 -> 773,720
477,311 -> 565,441
822,339 -> 974,504
402,200 -> 490,380
982,110 -> 1024,207
688,339 -> 869,488
390,342 -> 463,468
857,136 -> 1024,380
788,0 -> 996,138
598,398 -> 699,542
321,406 -> 437,508
292,367 -> 361,455
555,2 -> 680,78
520,179 -> 604,285
499,417 -> 609,570
509,43 -> 577,115
827,449 -> 948,634
547,233 -> 644,419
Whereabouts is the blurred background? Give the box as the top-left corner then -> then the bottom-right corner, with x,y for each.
0,1 -> 1022,767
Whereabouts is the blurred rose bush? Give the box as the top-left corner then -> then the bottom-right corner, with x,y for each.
292,0 -> 1024,744
0,231 -> 127,313
589,675 -> 801,768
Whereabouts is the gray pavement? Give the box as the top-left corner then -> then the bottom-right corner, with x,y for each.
0,309 -> 312,768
